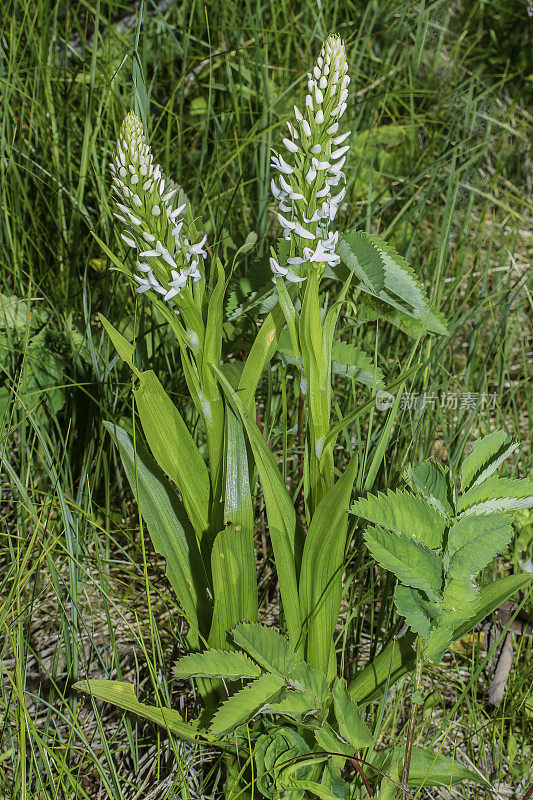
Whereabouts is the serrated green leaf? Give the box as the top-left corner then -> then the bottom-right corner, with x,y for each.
232,622 -> 301,675
209,674 -> 285,735
265,692 -> 321,722
330,340 -> 384,387
337,230 -> 385,292
394,585 -> 436,640
461,430 -> 518,492
332,678 -> 373,748
403,460 -> 453,516
174,649 -> 261,679
286,662 -> 330,707
444,513 -> 513,579
457,475 -> 533,516
364,525 -> 443,598
424,627 -> 454,662
352,488 -> 446,549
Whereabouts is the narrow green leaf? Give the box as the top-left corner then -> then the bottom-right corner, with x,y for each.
364,525 -> 443,598
300,455 -> 358,675
104,422 -> 210,644
173,650 -> 261,680
232,622 -> 301,675
99,314 -> 140,376
73,680 -> 206,743
372,746 -> 487,788
445,513 -> 513,579
460,430 -> 517,492
352,488 -> 446,549
332,678 -> 373,748
209,674 -> 285,735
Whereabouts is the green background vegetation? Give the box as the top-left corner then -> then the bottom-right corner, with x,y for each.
0,0 -> 531,797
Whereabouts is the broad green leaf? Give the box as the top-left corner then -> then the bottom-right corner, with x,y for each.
403,460 -> 453,516
452,573 -> 533,641
173,649 -> 261,679
445,513 -> 513,579
255,726 -> 312,799
461,430 -> 518,492
214,367 -> 303,649
352,488 -> 446,549
100,317 -> 212,552
104,423 -> 210,645
457,475 -> 533,516
232,622 -> 301,675
337,230 -> 385,292
364,526 -> 443,598
424,627 -> 454,662
314,723 -> 355,766
73,680 -> 207,743
266,692 -> 321,722
300,455 -> 358,676
288,779 -> 341,800
209,674 -> 285,735
332,678 -> 373,748
393,585 -> 435,640
208,525 -> 258,650
134,370 -> 212,546
206,408 -> 258,649
364,233 -> 448,335
286,662 -> 330,707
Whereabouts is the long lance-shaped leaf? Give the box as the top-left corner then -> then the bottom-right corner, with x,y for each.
299,454 -> 358,677
213,366 -> 304,652
207,407 -> 258,649
348,573 -> 533,703
73,680 -> 220,745
100,315 -> 213,561
208,525 -> 258,650
104,423 -> 211,645
237,283 -> 299,410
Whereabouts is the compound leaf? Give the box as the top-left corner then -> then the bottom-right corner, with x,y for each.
364,526 -> 443,597
232,622 -> 302,675
445,513 -> 513,579
209,674 -> 285,735
173,649 -> 261,680
352,489 -> 446,549
461,430 -> 518,492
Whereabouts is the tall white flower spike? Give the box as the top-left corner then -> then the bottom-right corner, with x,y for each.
270,34 -> 350,283
110,112 -> 207,302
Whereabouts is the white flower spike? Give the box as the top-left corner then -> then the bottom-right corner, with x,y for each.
111,112 -> 207,302
269,34 -> 350,284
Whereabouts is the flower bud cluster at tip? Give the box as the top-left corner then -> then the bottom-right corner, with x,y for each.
110,111 -> 207,302
269,34 -> 350,284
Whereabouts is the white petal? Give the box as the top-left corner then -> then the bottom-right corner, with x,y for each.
278,213 -> 295,230
333,131 -> 351,145
294,105 -> 303,121
326,123 -> 339,134
121,234 -> 136,247
306,167 -> 317,183
302,120 -> 312,138
315,109 -> 324,124
293,221 -> 315,239
310,144 -> 321,154
331,145 -> 350,160
283,137 -> 299,154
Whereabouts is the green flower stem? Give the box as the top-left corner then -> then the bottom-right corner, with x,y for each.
300,270 -> 334,514
402,636 -> 425,800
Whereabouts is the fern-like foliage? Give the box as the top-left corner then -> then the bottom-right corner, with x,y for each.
352,430 -> 533,661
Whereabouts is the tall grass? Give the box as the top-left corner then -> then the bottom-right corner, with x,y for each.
0,0 -> 531,797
